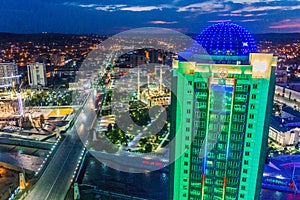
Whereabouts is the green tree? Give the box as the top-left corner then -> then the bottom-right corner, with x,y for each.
107,123 -> 113,132
145,143 -> 153,153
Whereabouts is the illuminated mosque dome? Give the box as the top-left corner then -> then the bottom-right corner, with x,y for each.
195,22 -> 257,56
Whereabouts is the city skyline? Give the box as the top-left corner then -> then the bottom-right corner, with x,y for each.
1,0 -> 300,34
0,1 -> 300,199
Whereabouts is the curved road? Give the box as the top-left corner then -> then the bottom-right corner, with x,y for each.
23,91 -> 97,200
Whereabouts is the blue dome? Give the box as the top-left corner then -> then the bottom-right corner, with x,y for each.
195,22 -> 257,56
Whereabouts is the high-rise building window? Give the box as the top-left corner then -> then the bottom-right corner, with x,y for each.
170,23 -> 276,200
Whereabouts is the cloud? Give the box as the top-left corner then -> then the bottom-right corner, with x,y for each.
256,13 -> 268,16
95,4 -> 126,12
232,5 -> 300,13
63,2 -> 79,6
219,12 -> 267,17
63,2 -> 167,12
78,4 -> 97,8
224,0 -> 278,4
177,2 -> 230,13
219,13 -> 242,17
240,19 -> 261,22
120,6 -> 162,12
208,19 -> 232,23
269,19 -> 300,29
150,20 -> 178,24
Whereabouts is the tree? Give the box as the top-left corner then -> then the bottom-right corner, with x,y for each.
113,123 -> 119,130
145,143 -> 153,153
107,123 -> 113,132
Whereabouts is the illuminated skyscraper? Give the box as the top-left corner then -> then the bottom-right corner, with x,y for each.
169,23 -> 277,200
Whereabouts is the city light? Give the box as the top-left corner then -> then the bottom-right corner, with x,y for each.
0,3 -> 300,200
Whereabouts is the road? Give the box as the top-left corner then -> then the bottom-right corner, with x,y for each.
23,90 -> 97,200
24,134 -> 82,200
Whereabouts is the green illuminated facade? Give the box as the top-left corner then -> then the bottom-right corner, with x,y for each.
169,53 -> 277,200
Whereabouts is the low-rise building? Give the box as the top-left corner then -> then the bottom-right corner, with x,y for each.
269,106 -> 300,146
27,63 -> 47,87
0,62 -> 20,88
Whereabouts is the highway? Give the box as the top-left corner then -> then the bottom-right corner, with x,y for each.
23,90 -> 97,200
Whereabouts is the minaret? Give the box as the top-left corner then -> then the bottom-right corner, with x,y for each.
160,65 -> 163,92
137,65 -> 140,100
93,129 -> 97,142
17,92 -> 24,116
147,74 -> 150,89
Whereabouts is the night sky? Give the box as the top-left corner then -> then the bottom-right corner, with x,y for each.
1,0 -> 300,34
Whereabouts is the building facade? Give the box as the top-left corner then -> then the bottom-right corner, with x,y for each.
269,125 -> 299,146
269,106 -> 300,146
0,62 -> 20,87
27,63 -> 47,87
169,23 -> 277,200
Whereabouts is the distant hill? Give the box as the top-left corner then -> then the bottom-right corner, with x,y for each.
0,32 -> 299,43
253,33 -> 300,42
188,33 -> 300,42
0,32 -> 75,41
0,32 -> 104,43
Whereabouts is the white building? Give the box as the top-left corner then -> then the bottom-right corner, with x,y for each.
269,126 -> 300,146
275,85 -> 300,102
27,63 -> 47,87
0,62 -> 20,88
269,106 -> 300,146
